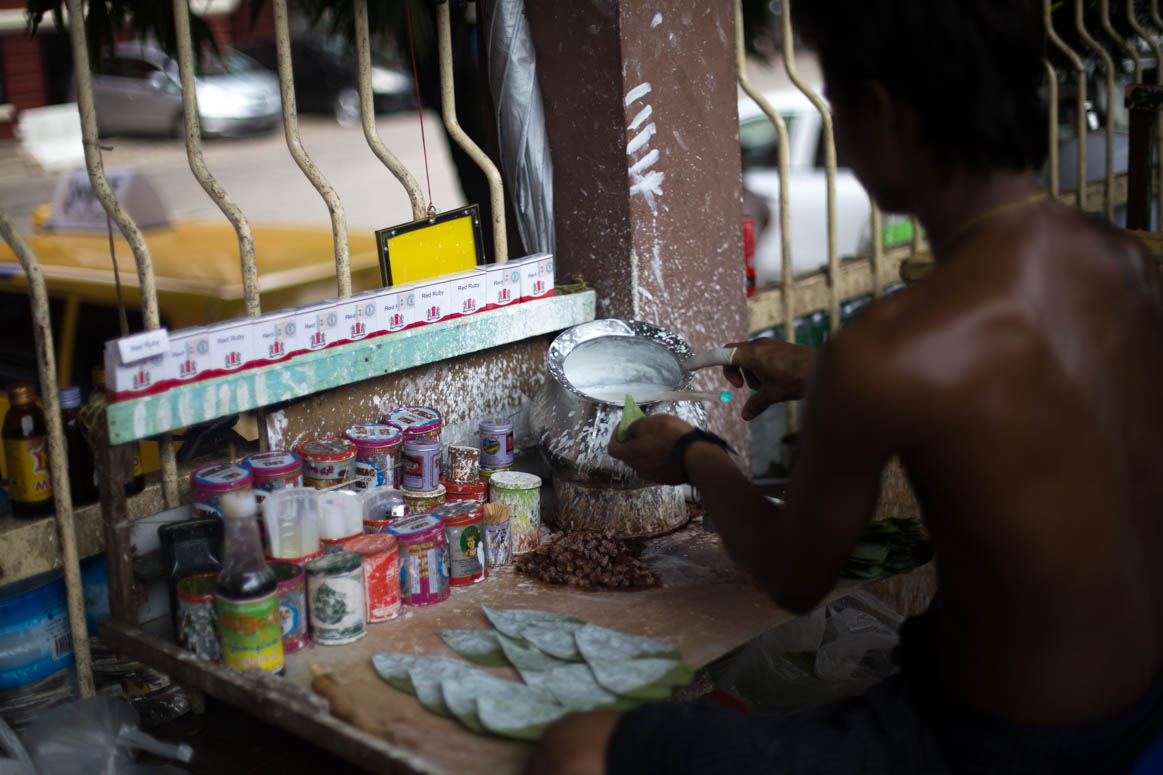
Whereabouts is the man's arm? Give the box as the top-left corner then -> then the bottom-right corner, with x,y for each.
611,334 -> 896,613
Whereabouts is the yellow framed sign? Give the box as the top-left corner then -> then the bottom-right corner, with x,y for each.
375,205 -> 485,287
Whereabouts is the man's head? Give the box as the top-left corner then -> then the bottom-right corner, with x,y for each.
794,1 -> 1047,212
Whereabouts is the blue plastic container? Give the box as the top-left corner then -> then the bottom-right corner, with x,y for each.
0,572 -> 74,690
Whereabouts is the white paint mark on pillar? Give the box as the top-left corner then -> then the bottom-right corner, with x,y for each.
627,123 -> 657,155
672,129 -> 688,151
629,148 -> 659,176
624,82 -> 652,107
651,13 -> 663,27
267,409 -> 288,450
630,170 -> 666,198
629,104 -> 653,132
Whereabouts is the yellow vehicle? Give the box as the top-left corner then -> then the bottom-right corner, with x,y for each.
0,168 -> 382,473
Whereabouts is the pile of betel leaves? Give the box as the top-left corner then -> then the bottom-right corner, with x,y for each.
843,517 -> 932,579
373,606 -> 692,740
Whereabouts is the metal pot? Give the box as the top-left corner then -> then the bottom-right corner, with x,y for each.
530,319 -> 706,536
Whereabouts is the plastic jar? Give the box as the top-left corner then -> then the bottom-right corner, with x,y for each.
190,463 -> 253,520
297,437 -> 357,490
360,487 -> 407,533
345,424 -> 402,490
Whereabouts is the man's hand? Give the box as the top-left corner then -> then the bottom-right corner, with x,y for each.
722,338 -> 816,420
607,414 -> 693,485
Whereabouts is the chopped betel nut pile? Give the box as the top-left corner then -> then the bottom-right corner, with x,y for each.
516,531 -> 660,588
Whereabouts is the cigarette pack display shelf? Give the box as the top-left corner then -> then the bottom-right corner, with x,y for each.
106,292 -> 596,445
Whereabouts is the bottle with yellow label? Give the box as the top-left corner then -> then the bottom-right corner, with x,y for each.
3,384 -> 54,517
216,490 -> 283,674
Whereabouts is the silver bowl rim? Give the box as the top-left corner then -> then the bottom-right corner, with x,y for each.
545,318 -> 696,407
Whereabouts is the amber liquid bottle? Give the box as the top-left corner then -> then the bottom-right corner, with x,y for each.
3,384 -> 54,517
90,368 -> 145,496
60,385 -> 98,505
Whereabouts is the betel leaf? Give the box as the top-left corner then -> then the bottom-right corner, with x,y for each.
408,659 -> 479,717
617,395 -> 645,442
440,670 -> 551,735
540,662 -> 635,711
522,621 -> 586,662
482,606 -> 584,641
438,629 -> 508,666
584,656 -> 693,701
495,632 -> 571,674
574,623 -> 679,662
476,691 -> 570,741
371,652 -> 425,694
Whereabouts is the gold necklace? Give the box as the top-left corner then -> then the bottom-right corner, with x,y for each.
943,190 -> 1050,249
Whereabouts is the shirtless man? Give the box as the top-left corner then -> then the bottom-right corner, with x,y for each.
526,2 -> 1163,773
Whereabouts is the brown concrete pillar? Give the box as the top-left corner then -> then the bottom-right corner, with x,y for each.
526,0 -> 750,458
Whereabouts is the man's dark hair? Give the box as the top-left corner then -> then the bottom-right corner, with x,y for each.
794,1 -> 1048,173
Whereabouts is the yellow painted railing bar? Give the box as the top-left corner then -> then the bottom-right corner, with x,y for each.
1102,0 -> 1142,84
870,205 -> 884,299
781,0 -> 839,334
1045,60 -> 1060,197
1045,0 -> 1088,212
64,0 -> 160,330
173,0 -> 260,317
0,208 -> 94,698
734,0 -> 796,426
354,0 -> 426,221
1077,0 -> 1117,220
272,0 -> 352,296
436,1 -> 508,264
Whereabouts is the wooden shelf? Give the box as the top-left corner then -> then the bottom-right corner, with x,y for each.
106,292 -> 596,444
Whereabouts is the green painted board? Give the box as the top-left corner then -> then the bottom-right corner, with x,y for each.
106,292 -> 596,443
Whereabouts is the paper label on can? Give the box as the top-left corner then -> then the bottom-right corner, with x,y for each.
3,437 -> 52,503
278,588 -> 305,640
308,576 -> 366,642
448,524 -> 485,580
216,592 -> 284,673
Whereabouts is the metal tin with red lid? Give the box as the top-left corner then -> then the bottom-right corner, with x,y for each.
432,500 -> 487,587
190,463 -> 252,519
342,533 -> 401,622
384,406 -> 443,443
297,437 -> 357,489
442,478 -> 487,505
345,424 -> 403,490
388,514 -> 449,606
244,450 -> 303,505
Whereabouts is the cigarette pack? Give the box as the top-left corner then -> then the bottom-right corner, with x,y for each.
336,290 -> 385,345
208,318 -> 254,375
482,263 -> 522,310
416,279 -> 452,325
103,339 -> 173,401
168,327 -> 215,384
520,252 -> 555,301
298,300 -> 342,351
252,308 -> 305,365
450,270 -> 486,317
380,285 -> 411,333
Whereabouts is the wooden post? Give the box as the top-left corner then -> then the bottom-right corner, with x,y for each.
525,0 -> 751,459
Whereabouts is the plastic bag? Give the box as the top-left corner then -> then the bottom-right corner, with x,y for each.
716,591 -> 903,715
10,696 -> 192,775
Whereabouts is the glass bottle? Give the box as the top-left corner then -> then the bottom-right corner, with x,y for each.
3,384 -> 54,517
60,385 -> 98,505
89,367 -> 145,496
215,491 -> 284,674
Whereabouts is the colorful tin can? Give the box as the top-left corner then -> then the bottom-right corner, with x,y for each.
176,574 -> 221,662
442,478 -> 487,505
402,439 -> 441,491
345,424 -> 402,490
298,437 -> 357,490
388,515 -> 450,606
216,586 -> 283,673
317,490 -> 363,554
342,533 -> 401,622
360,487 -> 407,532
433,501 -> 486,586
190,463 -> 253,520
483,518 -> 512,568
384,406 -> 443,443
269,561 -> 307,653
403,484 -> 445,515
305,551 -> 367,645
244,450 -> 303,506
479,418 -> 515,468
480,464 -> 513,484
489,472 -> 542,555
446,445 -> 480,484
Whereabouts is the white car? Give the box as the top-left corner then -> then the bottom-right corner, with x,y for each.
739,89 -> 905,284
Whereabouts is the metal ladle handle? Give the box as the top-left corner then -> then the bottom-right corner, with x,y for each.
682,347 -> 736,372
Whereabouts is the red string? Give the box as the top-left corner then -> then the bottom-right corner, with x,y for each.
404,0 -> 434,213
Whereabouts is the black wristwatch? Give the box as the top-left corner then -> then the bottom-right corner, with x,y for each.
669,429 -> 735,484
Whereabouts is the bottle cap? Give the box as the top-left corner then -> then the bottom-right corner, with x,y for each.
8,384 -> 35,407
220,490 -> 258,519
59,386 -> 82,410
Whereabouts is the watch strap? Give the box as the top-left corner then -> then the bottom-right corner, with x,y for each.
669,428 -> 735,484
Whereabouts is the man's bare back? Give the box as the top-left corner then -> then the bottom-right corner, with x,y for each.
841,199 -> 1163,724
